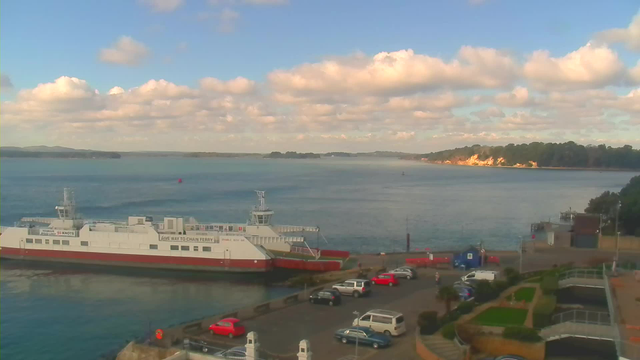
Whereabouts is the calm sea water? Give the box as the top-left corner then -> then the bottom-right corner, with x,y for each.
0,157 -> 636,359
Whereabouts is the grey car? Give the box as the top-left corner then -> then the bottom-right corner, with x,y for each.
213,346 -> 247,359
389,267 -> 418,279
332,279 -> 372,298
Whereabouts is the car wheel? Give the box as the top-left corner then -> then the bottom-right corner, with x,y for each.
310,299 -> 314,304
353,291 -> 360,298
228,333 -> 234,339
389,282 -> 394,287
329,301 -> 334,306
210,330 -> 213,335
407,275 -> 411,280
202,347 -> 208,353
384,330 -> 391,336
341,337 -> 348,344
372,342 -> 379,349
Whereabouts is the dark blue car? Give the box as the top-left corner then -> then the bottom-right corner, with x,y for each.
334,326 -> 391,349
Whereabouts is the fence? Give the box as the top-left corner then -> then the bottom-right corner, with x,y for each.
552,310 -> 610,326
557,268 -> 603,281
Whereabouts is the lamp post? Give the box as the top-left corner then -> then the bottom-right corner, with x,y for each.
519,236 -> 524,273
615,201 -> 621,267
353,311 -> 360,359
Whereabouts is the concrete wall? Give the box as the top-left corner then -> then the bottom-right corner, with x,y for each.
117,342 -> 181,360
470,335 -> 545,360
554,231 -> 571,248
599,235 -> 640,251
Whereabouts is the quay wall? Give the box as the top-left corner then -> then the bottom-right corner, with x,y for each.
599,235 -> 640,251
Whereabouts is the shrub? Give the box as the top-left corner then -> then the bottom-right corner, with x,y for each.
456,301 -> 475,315
441,322 -> 457,340
475,280 -> 498,303
540,274 -> 559,295
532,295 -> 557,328
502,326 -> 542,342
504,267 -> 521,286
439,310 -> 461,326
418,311 -> 440,335
492,280 -> 510,294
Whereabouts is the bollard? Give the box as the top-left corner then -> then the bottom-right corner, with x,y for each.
298,339 -> 312,360
246,331 -> 260,360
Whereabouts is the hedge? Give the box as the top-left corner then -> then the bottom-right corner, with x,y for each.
439,310 -> 461,326
475,280 -> 499,303
502,326 -> 542,342
456,301 -> 475,315
532,295 -> 557,328
441,322 -> 456,340
540,274 -> 559,295
418,311 -> 440,335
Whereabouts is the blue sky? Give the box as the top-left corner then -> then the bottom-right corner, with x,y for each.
1,0 -> 640,152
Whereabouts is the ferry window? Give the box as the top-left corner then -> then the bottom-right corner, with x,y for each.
26,238 -> 33,243
81,241 -> 89,246
170,245 -> 179,250
149,244 -> 158,250
180,245 -> 189,251
62,240 -> 70,246
53,240 -> 60,245
202,246 -> 211,252
35,239 -> 43,244
228,226 -> 234,232
193,246 -> 198,251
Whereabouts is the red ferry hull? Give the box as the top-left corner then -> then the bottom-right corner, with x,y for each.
0,247 -> 272,273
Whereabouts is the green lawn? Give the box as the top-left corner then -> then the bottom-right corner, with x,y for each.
506,287 -> 536,302
472,307 -> 528,327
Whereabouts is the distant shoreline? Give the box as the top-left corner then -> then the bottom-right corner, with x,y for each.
415,160 -> 640,172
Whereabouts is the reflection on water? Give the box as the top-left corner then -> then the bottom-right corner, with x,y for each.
0,261 -> 297,360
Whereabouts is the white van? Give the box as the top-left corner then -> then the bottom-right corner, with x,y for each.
460,270 -> 499,282
352,309 -> 406,336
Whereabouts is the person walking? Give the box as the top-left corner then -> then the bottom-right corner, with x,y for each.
435,272 -> 441,286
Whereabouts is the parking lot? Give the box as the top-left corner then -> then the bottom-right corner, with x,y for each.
193,268 -> 455,359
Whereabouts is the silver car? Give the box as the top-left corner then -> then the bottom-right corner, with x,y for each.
332,279 -> 372,298
389,267 -> 417,280
213,346 -> 247,359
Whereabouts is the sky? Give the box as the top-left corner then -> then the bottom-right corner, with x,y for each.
1,0 -> 640,153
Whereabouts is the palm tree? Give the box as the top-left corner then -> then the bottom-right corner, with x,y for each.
436,285 -> 460,314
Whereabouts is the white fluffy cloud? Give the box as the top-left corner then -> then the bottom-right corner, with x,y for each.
494,87 -> 532,107
200,77 -> 256,94
595,12 -> 640,52
523,43 -> 625,91
139,0 -> 184,12
269,47 -> 519,96
99,36 -> 150,66
218,8 -> 239,33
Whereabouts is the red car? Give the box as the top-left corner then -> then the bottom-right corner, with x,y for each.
371,273 -> 399,287
209,318 -> 246,338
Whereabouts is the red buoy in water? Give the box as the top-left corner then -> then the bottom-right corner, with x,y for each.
178,178 -> 183,183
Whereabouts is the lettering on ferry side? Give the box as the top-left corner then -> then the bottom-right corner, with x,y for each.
159,235 -> 220,243
40,229 -> 77,237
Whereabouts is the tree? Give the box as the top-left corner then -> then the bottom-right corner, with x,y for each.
436,286 -> 460,314
584,191 -> 620,233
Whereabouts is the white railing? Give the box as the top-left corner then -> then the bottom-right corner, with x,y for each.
552,310 -> 610,325
274,225 -> 319,233
558,268 -> 604,281
541,321 -> 614,341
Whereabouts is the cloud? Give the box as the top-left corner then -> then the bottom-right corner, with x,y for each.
494,87 -> 532,107
472,107 -> 505,120
218,8 -> 239,33
594,12 -> 640,52
386,92 -> 465,111
98,36 -> 150,66
200,76 -> 255,94
244,0 -> 288,4
630,61 -> 640,85
177,42 -> 188,53
268,47 -> 519,96
390,131 -> 416,140
523,43 -> 625,90
1,74 -> 14,91
139,0 -> 183,12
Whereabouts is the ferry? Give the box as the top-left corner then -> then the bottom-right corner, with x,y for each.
0,189 -> 322,272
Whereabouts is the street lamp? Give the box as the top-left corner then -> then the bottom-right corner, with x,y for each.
615,201 -> 621,266
353,311 -> 360,359
519,236 -> 524,273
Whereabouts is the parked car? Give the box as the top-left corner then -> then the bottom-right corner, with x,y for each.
209,318 -> 246,338
332,279 -> 372,298
460,270 -> 499,282
494,356 -> 527,360
455,278 -> 479,289
309,289 -> 342,306
213,346 -> 247,359
454,285 -> 474,301
371,273 -> 399,286
352,309 -> 406,336
334,326 -> 391,349
388,267 -> 418,280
